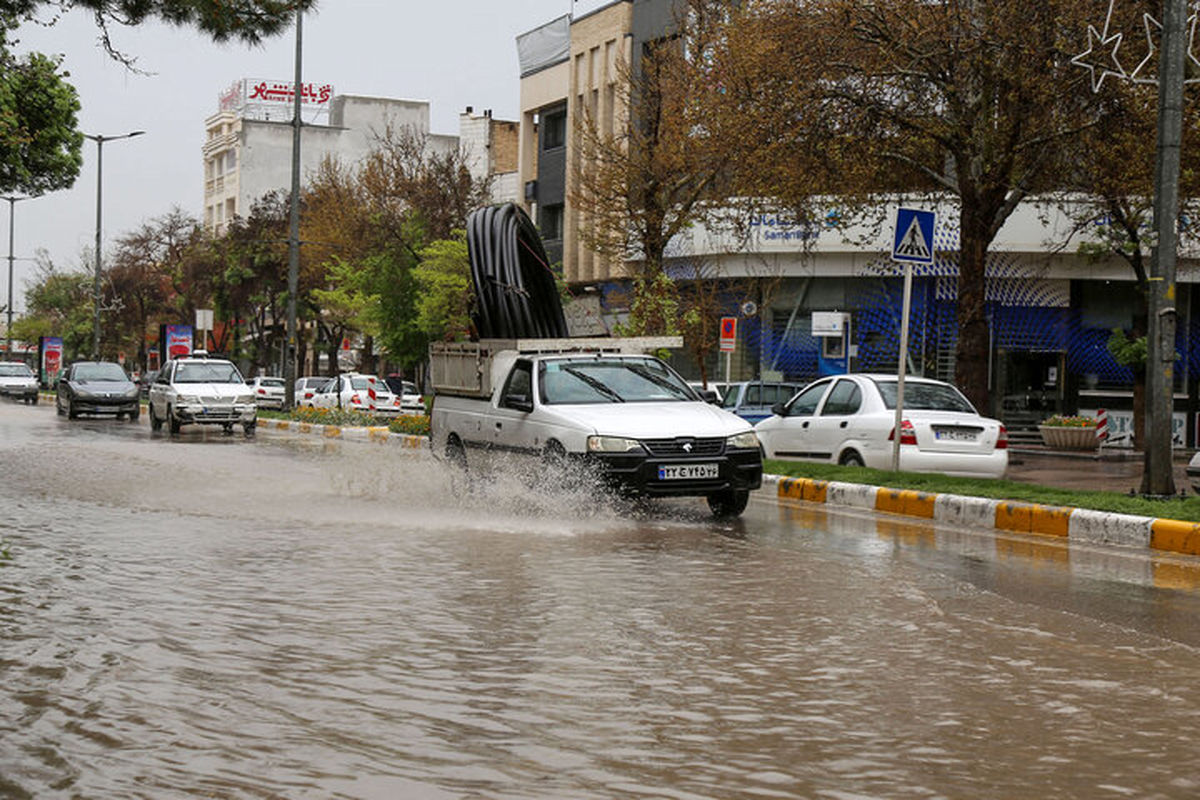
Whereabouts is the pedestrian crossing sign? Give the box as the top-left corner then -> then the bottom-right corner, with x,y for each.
892,207 -> 936,266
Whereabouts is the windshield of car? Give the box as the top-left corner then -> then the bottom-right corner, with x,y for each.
539,357 -> 693,404
0,363 -> 33,377
73,363 -> 129,382
174,362 -> 242,384
875,380 -> 976,413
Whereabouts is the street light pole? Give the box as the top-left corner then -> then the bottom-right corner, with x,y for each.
3,195 -> 29,360
85,130 -> 144,360
285,5 -> 303,410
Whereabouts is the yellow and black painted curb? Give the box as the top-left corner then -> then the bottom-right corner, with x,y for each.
773,475 -> 1200,558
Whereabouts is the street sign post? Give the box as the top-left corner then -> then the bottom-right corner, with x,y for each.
891,208 -> 937,471
719,316 -> 737,384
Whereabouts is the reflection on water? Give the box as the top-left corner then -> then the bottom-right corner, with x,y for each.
2,405 -> 1200,799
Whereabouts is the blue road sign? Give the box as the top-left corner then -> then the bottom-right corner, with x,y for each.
892,208 -> 937,266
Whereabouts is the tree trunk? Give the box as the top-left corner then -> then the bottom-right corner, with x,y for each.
954,213 -> 991,412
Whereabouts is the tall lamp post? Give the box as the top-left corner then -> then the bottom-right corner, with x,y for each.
3,195 -> 30,360
85,130 -> 144,360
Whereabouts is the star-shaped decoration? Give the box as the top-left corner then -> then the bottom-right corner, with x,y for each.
1071,23 -> 1126,92
1130,12 -> 1200,86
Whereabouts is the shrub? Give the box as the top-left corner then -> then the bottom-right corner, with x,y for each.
389,414 -> 430,437
1041,414 -> 1097,428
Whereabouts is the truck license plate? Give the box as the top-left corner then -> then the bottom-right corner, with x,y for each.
658,463 -> 719,480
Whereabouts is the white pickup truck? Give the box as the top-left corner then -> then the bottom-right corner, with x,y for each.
429,338 -> 763,517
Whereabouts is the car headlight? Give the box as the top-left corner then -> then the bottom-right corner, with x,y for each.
73,387 -> 95,398
726,431 -> 760,450
587,435 -> 643,453
235,394 -> 254,404
177,394 -> 200,404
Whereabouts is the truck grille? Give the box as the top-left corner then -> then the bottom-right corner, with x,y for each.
641,437 -> 725,457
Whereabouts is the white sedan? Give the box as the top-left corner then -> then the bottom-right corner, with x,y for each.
306,373 -> 403,416
754,373 -> 1008,478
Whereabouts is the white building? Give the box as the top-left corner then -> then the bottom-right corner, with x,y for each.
202,79 -> 461,234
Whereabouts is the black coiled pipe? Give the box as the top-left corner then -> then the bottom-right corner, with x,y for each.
466,203 -> 569,340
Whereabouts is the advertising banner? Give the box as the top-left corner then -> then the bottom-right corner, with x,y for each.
164,325 -> 193,360
38,336 -> 63,386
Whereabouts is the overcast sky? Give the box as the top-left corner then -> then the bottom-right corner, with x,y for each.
7,0 -> 604,313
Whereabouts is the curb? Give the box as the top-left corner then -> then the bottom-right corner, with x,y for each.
772,475 -> 1200,558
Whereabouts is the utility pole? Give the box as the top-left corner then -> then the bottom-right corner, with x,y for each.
285,6 -> 303,410
3,195 -> 28,360
1143,0 -> 1186,496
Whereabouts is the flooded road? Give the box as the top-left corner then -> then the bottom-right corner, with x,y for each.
3,402 -> 1200,799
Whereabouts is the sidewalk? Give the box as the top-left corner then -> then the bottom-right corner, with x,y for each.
1006,447 -> 1194,495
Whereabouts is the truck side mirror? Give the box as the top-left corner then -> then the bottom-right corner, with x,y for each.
771,401 -> 787,417
699,389 -> 719,405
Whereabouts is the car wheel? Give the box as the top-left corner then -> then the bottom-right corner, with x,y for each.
838,450 -> 865,467
222,423 -> 233,434
56,397 -> 64,416
168,406 -> 181,434
243,421 -> 256,436
149,402 -> 163,431
707,489 -> 750,519
28,395 -> 37,406
128,405 -> 139,422
67,399 -> 78,420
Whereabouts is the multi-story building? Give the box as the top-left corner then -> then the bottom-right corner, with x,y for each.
202,79 -> 511,235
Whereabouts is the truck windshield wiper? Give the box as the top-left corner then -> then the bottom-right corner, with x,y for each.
562,367 -> 625,403
625,363 -> 691,399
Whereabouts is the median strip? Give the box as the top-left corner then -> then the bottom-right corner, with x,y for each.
776,476 -> 1197,558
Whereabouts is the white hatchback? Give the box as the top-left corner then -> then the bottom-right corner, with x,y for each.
754,374 -> 1008,478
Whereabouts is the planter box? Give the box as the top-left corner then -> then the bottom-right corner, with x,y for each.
1038,425 -> 1099,450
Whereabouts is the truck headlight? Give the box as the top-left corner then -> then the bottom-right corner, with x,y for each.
726,431 -> 760,450
587,435 -> 642,453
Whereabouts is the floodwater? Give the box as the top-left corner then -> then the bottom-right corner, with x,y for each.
2,402 -> 1200,799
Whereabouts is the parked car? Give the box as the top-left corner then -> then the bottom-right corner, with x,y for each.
147,351 -> 256,435
308,373 -> 403,416
0,361 -> 39,404
246,375 -> 286,409
56,361 -> 140,420
718,380 -> 806,424
753,373 -> 1008,478
383,377 -> 425,415
294,376 -> 331,405
137,369 -> 160,399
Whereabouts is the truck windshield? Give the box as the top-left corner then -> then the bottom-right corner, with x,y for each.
540,357 -> 693,404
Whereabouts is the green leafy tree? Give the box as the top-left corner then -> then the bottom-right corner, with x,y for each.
413,232 -> 470,343
0,24 -> 82,194
11,258 -> 92,359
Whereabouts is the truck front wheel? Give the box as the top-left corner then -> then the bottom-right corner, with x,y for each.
707,489 -> 749,519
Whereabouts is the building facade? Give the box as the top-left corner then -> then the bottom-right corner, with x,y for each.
203,80 -> 463,235
516,2 -> 1200,445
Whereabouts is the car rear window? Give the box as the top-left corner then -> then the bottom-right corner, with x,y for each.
875,380 -> 975,413
261,378 -> 285,387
